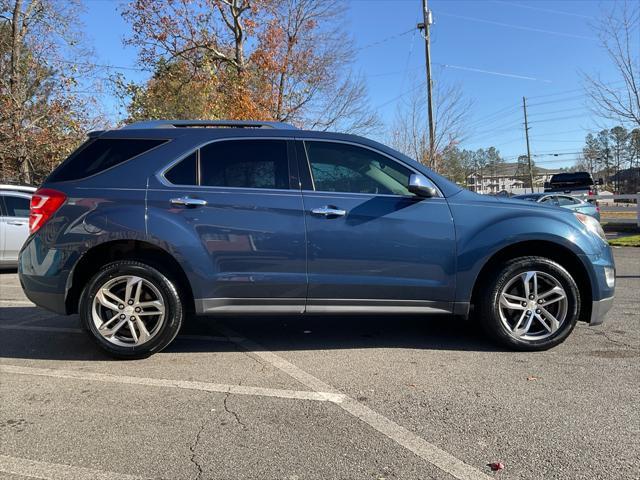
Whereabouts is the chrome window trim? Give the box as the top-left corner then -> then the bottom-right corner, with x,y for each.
156,136 -> 296,191
299,137 -> 443,198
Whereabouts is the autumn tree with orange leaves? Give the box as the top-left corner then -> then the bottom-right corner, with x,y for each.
119,0 -> 379,133
0,0 -> 99,184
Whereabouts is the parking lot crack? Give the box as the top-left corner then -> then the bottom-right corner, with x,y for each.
223,391 -> 246,428
189,417 -> 206,480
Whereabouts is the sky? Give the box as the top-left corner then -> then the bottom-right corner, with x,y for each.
79,0 -> 631,170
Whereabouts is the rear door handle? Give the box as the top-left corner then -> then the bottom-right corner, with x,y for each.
170,196 -> 208,207
311,206 -> 347,217
7,221 -> 26,226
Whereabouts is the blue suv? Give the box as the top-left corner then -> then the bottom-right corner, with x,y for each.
18,120 -> 615,358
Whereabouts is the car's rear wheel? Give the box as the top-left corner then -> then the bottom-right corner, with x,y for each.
479,256 -> 580,350
79,260 -> 183,359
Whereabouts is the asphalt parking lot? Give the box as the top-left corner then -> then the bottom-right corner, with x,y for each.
1,248 -> 638,480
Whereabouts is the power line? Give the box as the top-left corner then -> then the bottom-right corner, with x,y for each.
491,0 -> 592,20
434,63 -> 552,83
355,27 -> 415,53
528,113 -> 594,124
437,11 -> 597,41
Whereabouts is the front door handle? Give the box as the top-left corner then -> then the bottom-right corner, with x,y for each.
311,206 -> 347,217
170,196 -> 208,207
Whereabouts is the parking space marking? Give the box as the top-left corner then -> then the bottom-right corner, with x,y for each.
0,364 -> 346,403
218,325 -> 493,480
0,454 -> 143,480
0,300 -> 33,305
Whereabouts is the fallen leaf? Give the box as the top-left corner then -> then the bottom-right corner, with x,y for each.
527,375 -> 540,381
488,462 -> 505,472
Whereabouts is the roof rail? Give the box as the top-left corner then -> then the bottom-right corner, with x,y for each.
120,120 -> 297,130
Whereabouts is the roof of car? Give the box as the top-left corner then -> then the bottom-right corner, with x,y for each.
119,120 -> 298,130
0,184 -> 36,193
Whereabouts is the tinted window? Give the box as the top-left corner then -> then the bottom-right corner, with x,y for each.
305,141 -> 412,195
165,152 -> 198,185
47,138 -> 167,182
540,196 -> 556,204
200,140 -> 289,189
3,195 -> 30,217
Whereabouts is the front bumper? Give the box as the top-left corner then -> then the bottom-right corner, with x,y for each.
590,296 -> 614,326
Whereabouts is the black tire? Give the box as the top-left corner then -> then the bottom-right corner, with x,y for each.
479,256 -> 581,351
79,260 -> 184,359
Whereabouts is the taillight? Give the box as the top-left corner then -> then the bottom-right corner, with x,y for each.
29,188 -> 66,234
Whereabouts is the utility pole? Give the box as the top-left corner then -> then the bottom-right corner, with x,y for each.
522,96 -> 535,193
418,0 -> 435,169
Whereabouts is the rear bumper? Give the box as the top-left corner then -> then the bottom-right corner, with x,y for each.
590,296 -> 614,326
18,237 -> 71,315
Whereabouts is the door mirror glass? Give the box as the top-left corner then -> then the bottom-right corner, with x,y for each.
408,174 -> 437,198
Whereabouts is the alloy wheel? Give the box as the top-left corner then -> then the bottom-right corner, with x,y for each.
91,275 -> 166,347
498,270 -> 568,341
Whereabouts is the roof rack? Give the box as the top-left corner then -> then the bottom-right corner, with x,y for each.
120,120 -> 297,130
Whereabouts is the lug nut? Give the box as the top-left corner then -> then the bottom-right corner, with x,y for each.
119,314 -> 126,319
130,316 -> 136,321
538,299 -> 543,304
118,304 -> 124,310
529,295 -> 535,300
128,300 -> 134,305
526,310 -> 532,315
521,302 -> 527,307
535,309 -> 541,314
135,307 -> 141,313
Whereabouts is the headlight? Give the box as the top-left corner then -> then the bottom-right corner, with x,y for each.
575,212 -> 607,242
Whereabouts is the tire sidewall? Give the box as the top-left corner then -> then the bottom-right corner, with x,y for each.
483,257 -> 581,350
79,261 -> 183,359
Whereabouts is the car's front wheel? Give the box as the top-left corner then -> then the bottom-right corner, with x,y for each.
79,260 -> 184,359
479,256 -> 581,350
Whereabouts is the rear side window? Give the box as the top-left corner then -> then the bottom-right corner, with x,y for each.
47,138 -> 167,182
200,140 -> 289,190
2,195 -> 30,217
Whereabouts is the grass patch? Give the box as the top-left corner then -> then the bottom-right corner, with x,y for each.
608,234 -> 640,247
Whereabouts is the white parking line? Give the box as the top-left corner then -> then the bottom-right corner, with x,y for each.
0,454 -> 143,480
0,364 -> 346,403
0,300 -> 33,305
217,325 -> 493,480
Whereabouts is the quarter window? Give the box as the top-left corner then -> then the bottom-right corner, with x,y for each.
304,141 -> 413,196
47,138 -> 167,182
200,140 -> 289,190
165,152 -> 198,185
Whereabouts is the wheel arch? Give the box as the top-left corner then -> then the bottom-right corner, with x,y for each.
469,240 -> 593,322
66,239 -> 195,314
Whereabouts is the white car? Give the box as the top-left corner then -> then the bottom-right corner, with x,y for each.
0,184 -> 35,268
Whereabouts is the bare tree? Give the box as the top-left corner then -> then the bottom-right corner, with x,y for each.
584,1 -> 640,127
390,81 -> 472,171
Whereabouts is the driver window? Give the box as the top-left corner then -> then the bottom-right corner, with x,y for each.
304,141 -> 413,196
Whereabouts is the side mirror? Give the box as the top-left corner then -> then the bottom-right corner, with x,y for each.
408,174 -> 437,198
